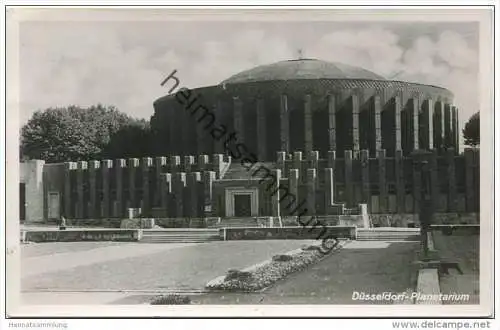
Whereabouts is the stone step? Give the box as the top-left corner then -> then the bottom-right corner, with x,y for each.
143,231 -> 218,236
140,228 -> 220,243
140,235 -> 220,243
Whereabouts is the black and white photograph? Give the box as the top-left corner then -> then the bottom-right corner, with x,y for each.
4,6 -> 495,319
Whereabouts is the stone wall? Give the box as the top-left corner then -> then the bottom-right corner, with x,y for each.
20,160 -> 45,223
369,213 -> 479,227
23,229 -> 141,243
221,226 -> 357,241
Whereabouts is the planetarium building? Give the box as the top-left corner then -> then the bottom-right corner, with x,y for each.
152,58 -> 459,159
19,59 -> 479,228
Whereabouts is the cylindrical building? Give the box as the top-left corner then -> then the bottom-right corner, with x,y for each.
152,58 -> 459,159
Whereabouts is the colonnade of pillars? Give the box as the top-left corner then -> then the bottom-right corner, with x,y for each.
166,92 -> 459,160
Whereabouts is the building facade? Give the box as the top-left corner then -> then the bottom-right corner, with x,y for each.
20,59 -> 479,224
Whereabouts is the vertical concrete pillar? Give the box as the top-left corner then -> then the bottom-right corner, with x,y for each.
378,150 -> 388,213
420,99 -> 434,150
446,148 -> 457,212
454,107 -> 460,153
173,172 -> 187,217
198,154 -> 209,172
395,150 -> 405,213
324,168 -> 334,209
351,94 -> 360,153
327,150 -> 337,200
88,160 -> 100,218
212,154 -> 223,179
154,157 -> 167,206
75,161 -> 87,217
464,148 -> 475,212
203,171 -> 216,216
288,169 -> 300,213
360,150 -> 370,204
188,172 -> 202,217
373,95 -> 382,155
114,159 -> 126,217
271,169 -> 282,217
395,95 -> 402,153
451,106 -> 458,152
403,98 -> 419,155
304,94 -> 313,154
141,157 -> 153,215
444,104 -> 453,149
256,99 -> 267,161
382,95 -> 402,157
344,150 -> 353,207
184,155 -> 195,173
100,159 -> 113,218
430,150 -> 439,209
306,168 -> 317,215
63,162 -> 74,218
292,151 -> 303,171
169,155 -> 181,174
160,173 -> 172,213
308,150 -> 319,169
433,101 -> 445,150
412,156 -> 422,214
280,94 -> 290,153
128,158 -> 140,209
327,95 -> 337,151
277,151 -> 286,174
233,96 -> 244,143
75,161 -> 88,218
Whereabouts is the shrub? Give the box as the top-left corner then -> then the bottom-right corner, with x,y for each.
272,254 -> 293,262
150,294 -> 191,305
224,269 -> 253,281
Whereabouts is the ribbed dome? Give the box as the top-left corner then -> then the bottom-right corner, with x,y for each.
221,58 -> 386,84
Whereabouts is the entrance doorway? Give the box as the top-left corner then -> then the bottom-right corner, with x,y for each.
48,192 -> 60,220
225,188 -> 259,217
233,194 -> 252,217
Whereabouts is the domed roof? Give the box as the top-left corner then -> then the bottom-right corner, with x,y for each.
221,58 -> 386,84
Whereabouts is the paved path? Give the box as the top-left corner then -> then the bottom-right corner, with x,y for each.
190,240 -> 419,305
21,240 -> 317,304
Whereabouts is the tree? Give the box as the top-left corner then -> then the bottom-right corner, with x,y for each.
20,104 -> 151,163
102,119 -> 153,159
462,112 -> 480,147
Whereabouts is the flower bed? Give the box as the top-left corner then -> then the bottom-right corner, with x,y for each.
150,294 -> 191,305
206,243 -> 342,292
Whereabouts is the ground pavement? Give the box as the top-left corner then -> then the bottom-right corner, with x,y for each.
21,239 -> 420,305
21,240 -> 317,304
109,240 -> 420,305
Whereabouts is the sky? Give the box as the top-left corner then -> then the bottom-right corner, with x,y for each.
19,18 -> 480,135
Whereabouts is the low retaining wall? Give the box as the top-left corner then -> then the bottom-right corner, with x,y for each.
430,224 -> 480,236
64,218 -> 122,228
370,213 -> 479,227
61,213 -> 478,229
220,226 -> 356,241
22,229 -> 141,243
155,217 -> 221,228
